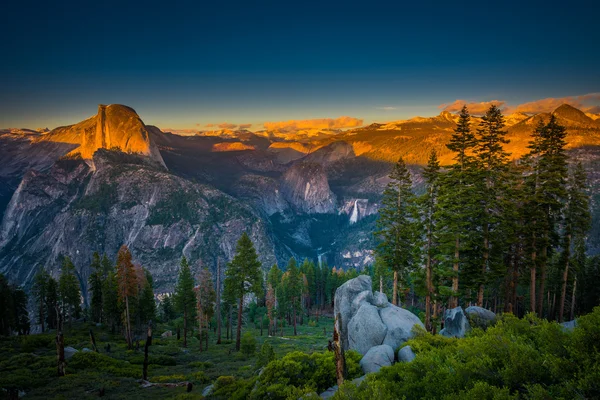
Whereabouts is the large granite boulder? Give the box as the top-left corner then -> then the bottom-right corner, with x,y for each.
440,307 -> 471,338
380,304 -> 424,350
465,306 -> 496,329
334,275 -> 373,349
351,290 -> 374,315
359,344 -> 395,374
398,345 -> 416,363
348,303 -> 387,355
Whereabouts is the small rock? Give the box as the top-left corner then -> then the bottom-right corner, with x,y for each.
440,307 -> 470,338
64,346 -> 79,359
202,384 -> 214,396
372,291 -> 389,308
82,347 -> 92,353
561,320 -> 577,331
360,344 -> 394,374
319,385 -> 338,399
161,330 -> 173,338
398,345 -> 416,363
465,306 -> 496,329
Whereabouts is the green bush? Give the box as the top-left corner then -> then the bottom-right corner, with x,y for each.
129,354 -> 176,366
257,342 -> 275,368
20,334 -> 54,352
240,332 -> 257,357
68,351 -> 139,378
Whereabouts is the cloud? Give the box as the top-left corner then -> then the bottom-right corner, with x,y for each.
375,106 -> 397,111
205,123 -> 215,128
238,123 -> 252,129
205,122 -> 238,129
263,116 -> 363,132
513,93 -> 600,114
440,99 -> 507,114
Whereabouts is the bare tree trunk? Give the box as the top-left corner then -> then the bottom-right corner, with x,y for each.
216,259 -> 222,344
379,275 -> 383,294
142,321 -> 153,381
56,306 -> 65,377
570,277 -> 577,321
333,313 -> 346,387
559,234 -> 572,322
236,297 -> 243,351
450,235 -> 460,308
537,237 -> 548,317
125,296 -> 132,349
478,224 -> 489,307
392,271 -> 398,306
425,234 -> 433,332
89,329 -> 98,352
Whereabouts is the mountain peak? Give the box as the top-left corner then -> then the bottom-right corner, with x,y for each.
552,104 -> 593,125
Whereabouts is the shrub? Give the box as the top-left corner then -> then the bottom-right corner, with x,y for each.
240,332 -> 256,357
20,334 -> 53,352
256,342 -> 275,368
69,351 -> 139,378
129,354 -> 176,366
152,374 -> 186,383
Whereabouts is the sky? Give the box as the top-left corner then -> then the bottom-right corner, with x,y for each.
2,0 -> 600,131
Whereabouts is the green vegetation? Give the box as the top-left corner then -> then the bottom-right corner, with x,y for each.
146,190 -> 200,225
74,182 -> 118,213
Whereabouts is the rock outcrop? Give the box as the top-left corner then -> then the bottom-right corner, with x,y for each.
440,307 -> 471,338
465,306 -> 496,329
334,275 -> 424,373
280,162 -> 336,214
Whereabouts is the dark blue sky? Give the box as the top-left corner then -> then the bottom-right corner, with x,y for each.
2,0 -> 599,129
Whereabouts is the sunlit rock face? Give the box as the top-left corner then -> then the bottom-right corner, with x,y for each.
280,162 -> 337,214
38,104 -> 166,168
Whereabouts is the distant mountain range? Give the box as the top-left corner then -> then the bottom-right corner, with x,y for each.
1,104 -> 599,298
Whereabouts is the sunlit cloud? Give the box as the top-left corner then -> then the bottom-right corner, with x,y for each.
375,106 -> 397,111
513,93 -> 600,114
440,99 -> 507,114
263,116 -> 363,132
238,123 -> 252,129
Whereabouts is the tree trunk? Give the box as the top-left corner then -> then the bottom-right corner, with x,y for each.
530,247 -> 537,314
40,297 -> 45,333
89,329 -> 98,352
570,277 -> 577,321
333,313 -> 346,387
293,306 -> 297,336
216,259 -> 222,344
392,271 -> 398,306
379,275 -> 383,293
537,233 -> 548,317
183,308 -> 187,348
559,233 -> 572,322
450,235 -> 460,308
236,297 -> 243,351
425,228 -> 433,332
478,224 -> 489,307
198,310 -> 203,352
56,306 -> 65,377
432,300 -> 438,335
142,321 -> 152,381
125,295 -> 132,349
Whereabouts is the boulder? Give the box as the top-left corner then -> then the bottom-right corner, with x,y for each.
465,306 -> 496,328
359,344 -> 394,374
64,346 -> 79,359
334,275 -> 373,349
351,290 -> 374,315
348,304 -> 387,355
202,384 -> 214,397
398,345 -> 416,363
379,304 -> 424,350
161,330 -> 173,338
82,347 -> 92,353
440,307 -> 470,338
319,385 -> 338,399
561,320 -> 577,331
372,291 -> 389,308
351,375 -> 367,386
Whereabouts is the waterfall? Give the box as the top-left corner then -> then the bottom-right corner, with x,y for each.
349,199 -> 359,224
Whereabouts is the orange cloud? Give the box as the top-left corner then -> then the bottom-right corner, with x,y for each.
218,123 -> 237,130
513,93 -> 600,114
263,116 -> 363,132
440,99 -> 506,114
238,123 -> 252,130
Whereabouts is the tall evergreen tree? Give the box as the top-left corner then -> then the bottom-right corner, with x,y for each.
195,268 -> 216,351
559,162 -> 591,321
45,276 -> 59,330
174,256 -> 196,348
116,245 -> 138,349
224,232 -> 263,351
58,256 -> 81,328
32,268 -> 51,332
88,252 -> 104,323
374,157 -> 417,305
138,269 -> 156,326
102,270 -> 120,332
284,258 -> 303,335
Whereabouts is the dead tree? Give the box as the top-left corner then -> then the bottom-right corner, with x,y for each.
89,329 -> 98,353
332,313 -> 346,387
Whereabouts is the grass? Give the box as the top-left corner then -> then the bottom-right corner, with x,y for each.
0,316 -> 334,399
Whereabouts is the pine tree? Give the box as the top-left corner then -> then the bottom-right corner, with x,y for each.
265,284 -> 276,335
102,270 -> 120,332
284,258 -> 303,335
559,162 -> 591,321
160,295 -> 175,322
88,252 -> 104,323
224,232 -> 264,351
195,268 -> 216,351
300,259 -> 316,314
419,150 -> 441,331
374,157 -> 418,305
442,105 -> 478,308
138,269 -> 156,326
32,268 -> 51,332
45,276 -> 59,330
12,287 -> 30,335
58,256 -> 81,328
116,245 -> 138,349
174,256 -> 196,348
473,104 -> 510,306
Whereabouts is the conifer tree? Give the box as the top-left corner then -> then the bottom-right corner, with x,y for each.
265,283 -> 276,335
138,269 -> 156,326
88,252 -> 104,323
174,256 -> 196,348
374,157 -> 417,305
224,232 -> 263,351
195,267 -> 216,351
32,268 -> 51,332
559,162 -> 591,321
300,259 -> 316,313
473,104 -> 510,306
45,276 -> 59,330
419,150 -> 441,331
102,270 -> 120,332
116,245 -> 138,349
58,256 -> 81,328
284,258 -> 303,335
160,294 -> 175,322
